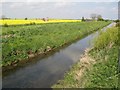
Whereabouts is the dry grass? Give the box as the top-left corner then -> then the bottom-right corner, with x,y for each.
75,48 -> 95,81
52,48 -> 96,88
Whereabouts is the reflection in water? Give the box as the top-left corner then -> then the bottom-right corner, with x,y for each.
2,23 -> 115,88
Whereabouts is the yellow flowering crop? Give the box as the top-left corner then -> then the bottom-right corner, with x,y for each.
0,19 -> 81,25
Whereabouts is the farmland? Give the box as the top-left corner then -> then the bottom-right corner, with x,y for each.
52,25 -> 119,88
1,21 -> 111,67
1,1 -> 118,89
0,19 -> 81,25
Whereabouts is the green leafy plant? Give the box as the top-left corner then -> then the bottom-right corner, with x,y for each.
2,21 -> 111,66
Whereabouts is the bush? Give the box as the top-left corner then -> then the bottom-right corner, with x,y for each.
25,18 -> 28,20
30,22 -> 36,25
94,27 -> 118,49
114,19 -> 119,23
104,19 -> 109,22
82,17 -> 85,22
3,23 -> 8,27
116,22 -> 120,27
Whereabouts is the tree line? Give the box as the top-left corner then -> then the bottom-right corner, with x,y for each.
82,14 -> 104,22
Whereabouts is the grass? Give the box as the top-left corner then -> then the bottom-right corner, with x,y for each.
94,27 -> 118,49
84,45 -> 118,88
84,26 -> 119,88
52,26 -> 119,88
2,21 -> 111,67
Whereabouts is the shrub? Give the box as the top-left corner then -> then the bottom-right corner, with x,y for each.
82,17 -> 85,22
30,22 -> 36,25
114,19 -> 119,23
3,23 -> 8,27
25,18 -> 28,20
94,27 -> 118,49
116,22 -> 120,27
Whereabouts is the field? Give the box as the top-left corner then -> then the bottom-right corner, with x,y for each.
0,19 -> 81,25
1,21 -> 111,67
52,26 -> 119,88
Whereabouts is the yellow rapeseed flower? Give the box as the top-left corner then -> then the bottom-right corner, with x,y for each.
0,19 -> 81,25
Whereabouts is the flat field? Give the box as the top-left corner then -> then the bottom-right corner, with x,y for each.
1,21 -> 111,67
0,19 -> 81,25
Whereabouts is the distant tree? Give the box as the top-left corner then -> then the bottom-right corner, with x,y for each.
116,22 -> 120,27
1,15 -> 6,20
46,17 -> 49,21
3,23 -> 8,27
105,19 -> 109,22
25,18 -> 28,20
97,15 -> 104,21
114,19 -> 119,23
114,19 -> 120,27
90,14 -> 97,20
81,17 -> 85,21
42,18 -> 48,22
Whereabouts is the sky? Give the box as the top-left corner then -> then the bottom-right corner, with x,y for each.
0,1 -> 118,20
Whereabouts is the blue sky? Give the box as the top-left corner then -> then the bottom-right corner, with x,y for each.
1,2 -> 118,19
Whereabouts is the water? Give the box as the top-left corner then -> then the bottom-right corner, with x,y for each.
2,23 -> 115,88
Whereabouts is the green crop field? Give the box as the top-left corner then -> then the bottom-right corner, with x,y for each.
2,21 -> 111,67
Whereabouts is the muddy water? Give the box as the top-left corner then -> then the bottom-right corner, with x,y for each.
2,23 -> 115,88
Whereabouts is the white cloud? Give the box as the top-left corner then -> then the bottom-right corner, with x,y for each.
111,7 -> 118,12
1,0 -> 119,2
81,6 -> 105,15
110,7 -> 118,17
54,2 -> 76,7
8,2 -> 75,9
54,2 -> 69,7
9,3 -> 25,8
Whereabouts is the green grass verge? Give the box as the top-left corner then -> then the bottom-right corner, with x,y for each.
84,45 -> 119,88
84,26 -> 119,88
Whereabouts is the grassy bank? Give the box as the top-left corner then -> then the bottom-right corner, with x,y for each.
84,26 -> 119,88
2,21 -> 110,67
52,26 -> 119,88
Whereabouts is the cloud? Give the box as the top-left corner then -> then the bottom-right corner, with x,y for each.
1,0 -> 119,2
9,3 -> 25,8
54,2 -> 69,7
54,2 -> 76,8
8,2 -> 75,10
111,7 -> 118,12
26,0 -> 76,8
81,6 -> 105,16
